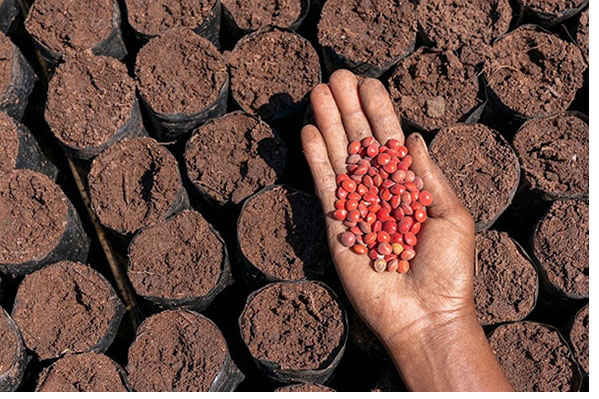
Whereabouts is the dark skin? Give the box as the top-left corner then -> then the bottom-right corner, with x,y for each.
301,70 -> 514,392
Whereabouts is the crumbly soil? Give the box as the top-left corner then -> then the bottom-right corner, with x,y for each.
12,261 -> 119,361
222,0 -> 303,31
533,200 -> 588,297
237,186 -> 330,281
489,322 -> 579,392
0,111 -> 18,172
513,113 -> 588,196
136,28 -> 227,115
318,0 -> 417,68
226,28 -> 320,119
0,309 -> 17,375
46,52 -> 136,149
388,49 -> 479,131
430,124 -> 519,227
0,32 -> 13,95
276,383 -> 335,392
570,304 -> 589,374
240,282 -> 345,371
576,9 -> 588,59
184,112 -> 288,205
522,0 -> 583,14
127,310 -> 227,392
474,231 -> 537,325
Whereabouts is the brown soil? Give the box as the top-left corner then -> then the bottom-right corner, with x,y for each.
12,261 -> 120,361
474,231 -> 537,325
127,310 -> 227,392
125,0 -> 216,37
46,52 -> 136,149
222,0 -> 303,31
0,111 -> 18,172
388,49 -> 479,131
430,124 -> 519,228
0,32 -> 13,95
318,0 -> 417,68
184,112 -> 288,205
533,200 -> 588,298
240,282 -> 345,371
276,383 -> 335,392
237,186 -> 330,281
88,137 -> 183,235
576,9 -> 588,59
489,322 -> 579,391
36,353 -> 127,392
522,0 -> 582,14
0,308 -> 17,375
570,304 -> 588,374
513,113 -> 588,196
485,26 -> 585,118
128,210 -> 223,300
0,169 -> 68,266
227,28 -> 320,119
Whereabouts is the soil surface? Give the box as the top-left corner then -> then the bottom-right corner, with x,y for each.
12,261 -> 120,361
430,124 -> 519,228
0,32 -> 13,95
136,28 -> 227,115
489,322 -> 579,391
388,49 -> 479,131
128,210 -> 224,301
522,0 -> 583,14
276,383 -> 335,392
485,26 -> 585,117
184,112 -> 288,205
570,304 -> 589,374
0,111 -> 18,172
0,170 -> 68,266
222,0 -> 303,31
227,28 -> 320,119
36,353 -> 128,392
240,281 -> 345,371
46,52 -> 136,149
237,186 -> 330,281
127,310 -> 227,392
576,9 -> 588,59
513,113 -> 588,196
88,137 -> 182,235
0,309 -> 17,375
318,0 -> 417,68
533,200 -> 588,297
474,231 -> 537,325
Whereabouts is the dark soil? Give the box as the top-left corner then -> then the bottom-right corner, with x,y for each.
569,304 -> 588,374
522,0 -> 583,14
0,308 -> 17,376
276,383 -> 335,392
576,9 -> 588,59
0,32 -> 12,96
222,0 -> 303,31
0,111 -> 18,172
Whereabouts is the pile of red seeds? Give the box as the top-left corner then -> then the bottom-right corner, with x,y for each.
334,137 -> 433,273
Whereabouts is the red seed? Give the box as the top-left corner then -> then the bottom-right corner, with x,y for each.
372,220 -> 382,233
405,170 -> 415,183
342,179 -> 356,192
397,260 -> 410,273
392,243 -> 404,255
378,242 -> 392,256
364,233 -> 377,245
348,192 -> 361,201
376,153 -> 391,166
363,175 -> 374,188
397,146 -> 408,158
347,210 -> 360,222
334,209 -> 347,221
362,137 -> 375,147
376,208 -> 390,222
377,231 -> 390,243
383,162 -> 397,173
414,208 -> 427,223
383,220 -> 397,234
401,192 -> 412,205
346,199 -> 358,211
386,139 -> 401,151
357,184 -> 368,196
410,190 -> 419,203
390,233 -> 403,244
350,226 -> 361,235
387,258 -> 399,272
366,144 -> 379,158
340,232 -> 356,247
390,184 -> 405,195
404,232 -> 417,246
401,248 -> 416,261
348,141 -> 361,155
363,192 -> 377,204
336,174 -> 349,185
414,176 -> 424,191
347,154 -> 361,164
337,187 -> 348,200
368,203 -> 381,214
373,174 -> 383,186
379,146 -> 388,153
358,221 -> 371,234
420,190 -> 433,206
403,155 -> 413,167
410,222 -> 421,235
391,170 -> 406,183
344,220 -> 357,227
354,165 -> 369,176
392,207 -> 405,220
335,199 -> 346,210
373,258 -> 387,272
405,182 -> 417,192
390,195 -> 401,209
368,186 -> 379,195
358,203 -> 368,218
380,188 -> 392,202
365,212 -> 376,224
382,179 -> 395,189
411,201 -> 423,210
398,217 -> 413,233
353,244 -> 368,255
350,174 -> 362,183
369,249 -> 379,260
381,201 -> 392,212
384,253 -> 397,262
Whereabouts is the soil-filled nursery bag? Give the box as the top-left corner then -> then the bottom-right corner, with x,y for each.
0,0 -> 18,34
568,304 -> 589,376
0,307 -> 29,392
0,33 -> 36,121
515,0 -> 588,27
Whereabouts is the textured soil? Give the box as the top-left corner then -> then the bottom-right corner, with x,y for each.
136,28 -> 227,115
388,49 -> 479,131
240,282 -> 345,371
489,322 -> 579,392
474,230 -> 537,325
576,9 -> 588,59
237,186 -> 329,281
12,261 -> 120,361
46,52 -> 136,149
88,137 -> 182,235
222,0 -> 303,31
128,210 -> 223,301
569,304 -> 589,374
0,308 -> 17,375
0,32 -> 13,95
513,113 -> 588,196
36,353 -> 127,392
430,124 -> 519,228
533,200 -> 588,298
184,112 -> 288,205
522,0 -> 583,14
318,0 -> 417,68
485,26 -> 586,117
276,383 -> 335,392
227,28 -> 320,119
127,310 -> 227,392
0,111 -> 18,172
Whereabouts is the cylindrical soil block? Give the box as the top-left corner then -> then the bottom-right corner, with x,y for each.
239,281 -> 348,383
221,0 -> 309,36
88,137 -> 189,236
488,321 -> 581,391
0,0 -> 18,34
237,185 -> 330,282
575,9 -> 588,61
46,52 -> 145,160
569,304 -> 588,374
275,383 -> 335,392
518,0 -> 588,26
36,352 -> 129,392
484,25 -> 586,120
25,0 -> 127,64
513,112 -> 588,200
11,261 -> 125,361
184,112 -> 288,206
135,28 -> 228,138
227,28 -> 321,121
474,230 -> 538,325
0,307 -> 28,392
127,209 -> 232,310
0,33 -> 36,121
127,310 -> 243,392
532,200 -> 588,299
317,0 -> 417,78
429,124 -> 520,231
388,48 -> 481,133
0,170 -> 90,277
416,0 -> 512,66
